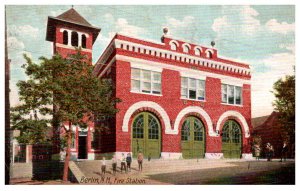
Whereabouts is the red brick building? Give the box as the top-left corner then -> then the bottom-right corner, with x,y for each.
46,8 -> 252,160
252,112 -> 294,158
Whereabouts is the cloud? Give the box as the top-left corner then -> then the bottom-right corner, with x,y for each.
163,16 -> 198,40
115,18 -> 146,37
7,36 -> 25,51
212,5 -> 260,37
265,19 -> 295,35
8,24 -> 39,38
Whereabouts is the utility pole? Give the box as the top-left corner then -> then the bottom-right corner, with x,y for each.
5,5 -> 11,185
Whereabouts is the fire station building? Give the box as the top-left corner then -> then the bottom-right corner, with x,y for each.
46,8 -> 252,160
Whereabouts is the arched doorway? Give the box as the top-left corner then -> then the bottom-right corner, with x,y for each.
132,112 -> 161,158
222,120 -> 242,158
181,116 -> 205,159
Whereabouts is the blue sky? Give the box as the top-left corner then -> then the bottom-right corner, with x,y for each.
6,5 -> 295,117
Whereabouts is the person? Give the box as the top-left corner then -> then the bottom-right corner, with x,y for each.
101,157 -> 106,175
126,153 -> 132,172
280,142 -> 288,162
112,154 -> 117,175
253,144 -> 261,160
137,152 -> 144,171
266,143 -> 274,161
120,153 -> 126,173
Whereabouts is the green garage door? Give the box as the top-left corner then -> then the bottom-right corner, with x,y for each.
181,117 -> 205,159
222,120 -> 242,159
132,112 -> 161,158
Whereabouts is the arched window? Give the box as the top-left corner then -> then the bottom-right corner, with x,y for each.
71,31 -> 79,47
206,51 -> 213,58
195,48 -> 201,56
183,45 -> 190,53
63,31 -> 68,45
81,34 -> 86,48
170,42 -> 177,50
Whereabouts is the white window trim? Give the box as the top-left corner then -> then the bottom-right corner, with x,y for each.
182,43 -> 191,53
169,40 -> 179,50
181,77 -> 206,101
131,67 -> 162,96
221,84 -> 243,106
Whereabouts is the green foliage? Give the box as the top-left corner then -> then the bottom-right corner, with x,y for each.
272,75 -> 295,143
11,50 -> 120,145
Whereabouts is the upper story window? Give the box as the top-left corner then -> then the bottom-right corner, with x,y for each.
63,31 -> 68,45
81,34 -> 87,48
181,77 -> 205,101
71,31 -> 79,47
206,50 -> 213,58
195,48 -> 201,56
131,68 -> 162,95
183,45 -> 190,53
170,42 -> 177,51
222,84 -> 242,105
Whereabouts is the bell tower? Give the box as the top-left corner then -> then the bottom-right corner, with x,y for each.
46,8 -> 101,63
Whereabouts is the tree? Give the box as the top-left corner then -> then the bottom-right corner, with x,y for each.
272,75 -> 295,149
11,51 -> 120,181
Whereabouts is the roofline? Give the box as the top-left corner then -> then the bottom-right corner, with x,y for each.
48,16 -> 101,31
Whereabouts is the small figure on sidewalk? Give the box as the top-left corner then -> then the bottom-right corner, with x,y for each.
120,153 -> 127,173
101,157 -> 106,175
137,151 -> 144,171
126,153 -> 132,172
112,154 -> 117,175
280,142 -> 288,162
266,143 -> 274,161
253,143 -> 261,160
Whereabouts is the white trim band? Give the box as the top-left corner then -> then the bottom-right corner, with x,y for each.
116,55 -> 251,85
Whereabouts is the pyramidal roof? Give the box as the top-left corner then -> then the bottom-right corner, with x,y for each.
46,8 -> 101,44
56,8 -> 92,28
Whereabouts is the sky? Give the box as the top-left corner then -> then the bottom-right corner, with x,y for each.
6,5 -> 295,118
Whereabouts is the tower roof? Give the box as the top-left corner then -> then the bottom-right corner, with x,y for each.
56,8 -> 93,28
46,8 -> 100,44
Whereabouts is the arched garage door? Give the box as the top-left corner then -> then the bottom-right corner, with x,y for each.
222,120 -> 242,158
181,116 -> 205,159
132,112 -> 161,158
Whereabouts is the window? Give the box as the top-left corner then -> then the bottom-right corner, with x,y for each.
183,45 -> 189,53
71,130 -> 76,149
170,42 -> 177,50
81,34 -> 86,48
133,115 -> 144,139
195,48 -> 201,56
181,77 -> 205,100
181,120 -> 190,141
222,84 -> 242,105
131,68 -> 162,95
71,31 -> 78,47
148,115 -> 159,139
194,119 -> 204,141
206,51 -> 213,58
63,31 -> 68,45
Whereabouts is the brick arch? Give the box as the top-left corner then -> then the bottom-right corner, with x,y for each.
128,107 -> 165,132
122,101 -> 173,134
216,110 -> 250,138
174,106 -> 217,137
178,112 -> 210,137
